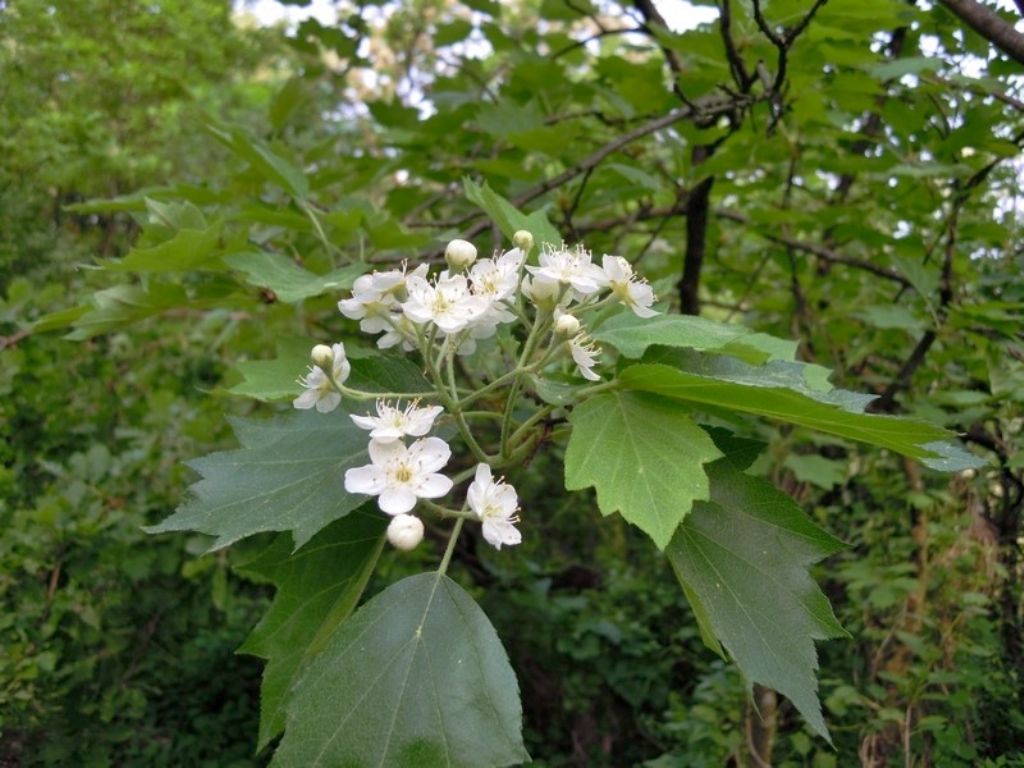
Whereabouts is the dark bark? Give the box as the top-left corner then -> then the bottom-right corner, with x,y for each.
679,146 -> 714,315
938,0 -> 1024,64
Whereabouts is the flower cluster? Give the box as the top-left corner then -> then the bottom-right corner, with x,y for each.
339,248 -> 526,356
338,238 -> 656,380
339,397 -> 522,552
296,231 -> 659,555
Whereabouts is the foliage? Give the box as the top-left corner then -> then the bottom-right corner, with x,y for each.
6,0 -> 1024,765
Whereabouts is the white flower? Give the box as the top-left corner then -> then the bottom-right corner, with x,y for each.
402,272 -> 489,334
387,514 -> 424,551
467,464 -> 521,550
469,249 -> 524,303
293,343 -> 351,413
521,275 -> 562,309
600,255 -> 657,318
445,238 -> 478,269
344,437 -> 453,515
375,314 -> 418,351
339,264 -> 427,334
569,333 -> 602,381
350,399 -> 444,443
456,248 -> 524,346
526,243 -> 606,298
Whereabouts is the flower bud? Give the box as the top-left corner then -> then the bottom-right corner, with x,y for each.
513,230 -> 534,253
554,311 -> 580,336
445,238 -> 477,270
522,276 -> 560,310
310,344 -> 334,369
387,514 -> 425,551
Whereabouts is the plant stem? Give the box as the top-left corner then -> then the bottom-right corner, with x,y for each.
420,499 -> 475,519
437,517 -> 464,576
507,404 -> 556,448
301,202 -> 340,267
574,379 -> 619,398
443,348 -> 491,462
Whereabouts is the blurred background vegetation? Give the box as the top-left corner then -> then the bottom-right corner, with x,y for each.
1,0 -> 1023,765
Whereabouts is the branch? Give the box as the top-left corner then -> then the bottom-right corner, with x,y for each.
926,74 -> 1024,114
576,199 -> 690,234
632,0 -> 698,109
434,95 -> 753,251
751,0 -> 827,91
870,195 -> 961,412
715,209 -> 913,288
680,147 -> 714,314
718,0 -> 752,91
938,0 -> 1024,65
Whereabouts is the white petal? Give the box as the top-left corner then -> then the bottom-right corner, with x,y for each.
350,414 -> 380,431
405,406 -> 443,436
334,359 -> 351,384
409,437 -> 451,473
338,297 -> 367,319
474,463 -> 492,486
417,473 -> 454,499
631,302 -> 659,318
315,392 -> 341,413
369,426 -> 405,443
494,484 -> 518,513
402,302 -> 434,325
344,465 -> 386,495
368,439 -> 405,465
293,389 -> 318,410
378,487 -> 418,515
482,519 -> 521,550
360,313 -> 393,334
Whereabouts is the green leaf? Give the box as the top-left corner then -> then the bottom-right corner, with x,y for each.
206,123 -> 310,199
56,282 -> 234,340
32,303 -> 90,333
564,391 -> 723,549
345,349 -> 433,394
270,77 -> 312,133
144,197 -> 209,231
619,356 -> 976,466
867,56 -> 939,80
237,509 -> 387,749
272,572 -> 530,768
228,338 -> 313,402
856,304 -> 925,332
100,221 -> 223,272
666,459 -> 847,741
147,409 -> 374,551
463,178 -> 562,251
593,312 -> 798,364
784,454 -> 847,489
223,252 -> 367,303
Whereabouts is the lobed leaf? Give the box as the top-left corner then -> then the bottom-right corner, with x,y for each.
237,509 -> 387,749
463,177 -> 562,251
147,409 -> 374,551
667,459 -> 847,741
272,572 -> 530,768
224,252 -> 367,303
619,354 -> 983,469
564,390 -> 723,549
593,311 -> 798,365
